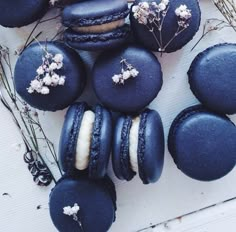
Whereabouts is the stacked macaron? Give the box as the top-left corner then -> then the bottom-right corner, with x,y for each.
62,0 -> 131,51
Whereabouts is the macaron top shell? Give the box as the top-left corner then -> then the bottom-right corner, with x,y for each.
112,109 -> 165,184
0,0 -> 49,28
130,0 -> 201,52
59,102 -> 112,179
92,46 -> 163,113
168,105 -> 236,181
62,0 -> 129,27
14,42 -> 86,111
188,43 -> 236,115
49,174 -> 116,232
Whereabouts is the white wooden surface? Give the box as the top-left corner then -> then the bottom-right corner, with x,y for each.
0,1 -> 236,231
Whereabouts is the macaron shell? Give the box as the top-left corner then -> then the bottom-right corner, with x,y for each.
168,106 -> 236,181
14,42 -> 86,111
62,0 -> 129,27
92,46 -> 163,113
112,116 -> 136,181
49,175 -> 116,232
130,0 -> 201,52
59,103 -> 87,173
64,25 -> 130,51
89,105 -> 113,179
188,43 -> 236,114
138,110 -> 165,184
0,0 -> 49,28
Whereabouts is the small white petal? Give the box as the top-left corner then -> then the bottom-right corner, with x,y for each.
40,86 -> 50,95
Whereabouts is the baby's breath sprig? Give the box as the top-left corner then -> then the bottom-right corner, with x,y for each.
213,0 -> 236,32
132,1 -> 192,52
27,52 -> 66,95
112,58 -> 139,85
63,203 -> 84,232
0,45 -> 63,186
192,1 -> 236,50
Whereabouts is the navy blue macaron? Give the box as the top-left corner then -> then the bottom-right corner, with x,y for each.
112,109 -> 165,184
59,102 -> 112,179
0,0 -> 49,28
92,46 -> 163,113
14,41 -> 86,111
188,43 -> 236,115
62,0 -> 130,51
130,0 -> 201,53
168,105 -> 236,181
49,174 -> 116,232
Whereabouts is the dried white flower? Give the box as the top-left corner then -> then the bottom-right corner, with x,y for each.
56,62 -> 63,69
49,62 -> 58,71
63,206 -> 74,216
112,59 -> 139,85
112,74 -> 122,84
43,74 -> 52,85
159,3 -> 167,11
51,74 -> 60,85
40,86 -> 50,95
63,203 -> 80,216
130,68 -> 139,77
58,76 -> 66,85
36,66 -> 44,75
71,204 -> 80,214
122,70 -> 131,80
175,5 -> 192,20
27,51 -> 66,95
30,79 -> 42,92
53,53 -> 63,63
27,87 -> 34,94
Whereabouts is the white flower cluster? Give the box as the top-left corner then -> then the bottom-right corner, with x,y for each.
63,203 -> 80,216
27,53 -> 66,95
112,59 -> 139,85
175,5 -> 192,20
132,1 -> 169,25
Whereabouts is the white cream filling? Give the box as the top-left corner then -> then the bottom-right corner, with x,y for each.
73,19 -> 125,33
129,117 -> 140,173
75,110 -> 95,170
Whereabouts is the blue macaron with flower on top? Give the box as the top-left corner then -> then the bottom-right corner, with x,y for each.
0,0 -> 49,28
14,41 -> 86,111
92,45 -> 163,113
130,0 -> 201,53
49,173 -> 116,232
